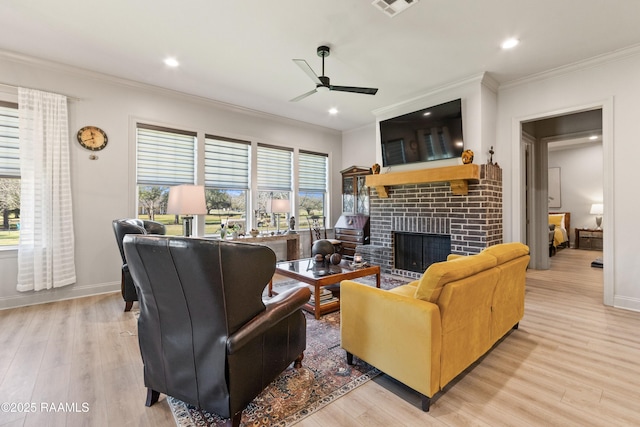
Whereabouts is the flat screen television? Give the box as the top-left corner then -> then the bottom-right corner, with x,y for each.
379,98 -> 464,167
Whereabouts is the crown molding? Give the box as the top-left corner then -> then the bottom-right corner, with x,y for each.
499,43 -> 640,91
0,49 -> 340,136
372,72 -> 487,117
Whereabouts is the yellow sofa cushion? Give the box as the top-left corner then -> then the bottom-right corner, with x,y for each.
482,242 -> 529,264
388,283 -> 418,298
414,253 -> 497,303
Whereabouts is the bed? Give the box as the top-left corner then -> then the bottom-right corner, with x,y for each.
549,212 -> 570,249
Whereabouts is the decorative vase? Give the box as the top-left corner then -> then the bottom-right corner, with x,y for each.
220,229 -> 226,239
330,253 -> 342,265
461,149 -> 474,164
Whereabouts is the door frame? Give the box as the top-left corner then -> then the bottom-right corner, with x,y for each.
511,98 -> 614,306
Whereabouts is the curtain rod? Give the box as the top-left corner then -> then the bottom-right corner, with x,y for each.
0,82 -> 81,101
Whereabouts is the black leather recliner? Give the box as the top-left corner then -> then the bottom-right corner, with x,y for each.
112,219 -> 166,311
123,235 -> 310,427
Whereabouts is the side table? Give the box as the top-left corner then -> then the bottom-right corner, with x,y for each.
575,228 -> 603,250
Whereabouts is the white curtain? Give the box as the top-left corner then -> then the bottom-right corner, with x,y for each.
17,88 -> 76,292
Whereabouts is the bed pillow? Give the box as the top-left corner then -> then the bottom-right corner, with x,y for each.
549,214 -> 565,229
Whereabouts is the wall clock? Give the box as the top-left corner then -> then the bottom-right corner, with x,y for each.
77,126 -> 108,151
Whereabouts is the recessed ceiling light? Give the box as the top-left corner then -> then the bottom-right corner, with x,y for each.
423,112 -> 431,116
589,135 -> 599,140
501,38 -> 519,49
164,57 -> 179,67
329,108 -> 338,115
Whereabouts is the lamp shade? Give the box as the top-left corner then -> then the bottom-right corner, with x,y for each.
270,199 -> 290,213
589,203 -> 603,215
167,185 -> 207,215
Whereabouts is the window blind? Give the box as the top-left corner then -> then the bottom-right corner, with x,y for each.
257,144 -> 292,191
0,102 -> 19,177
299,150 -> 327,192
204,135 -> 249,189
136,124 -> 196,185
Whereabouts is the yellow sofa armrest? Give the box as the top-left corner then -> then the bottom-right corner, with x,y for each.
340,280 -> 442,397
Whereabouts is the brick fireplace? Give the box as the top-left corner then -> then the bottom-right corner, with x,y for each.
356,163 -> 502,278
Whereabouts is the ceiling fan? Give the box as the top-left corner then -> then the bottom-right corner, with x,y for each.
290,46 -> 378,102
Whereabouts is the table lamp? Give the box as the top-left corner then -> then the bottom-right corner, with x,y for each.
167,185 -> 207,237
590,203 -> 603,230
270,199 -> 290,235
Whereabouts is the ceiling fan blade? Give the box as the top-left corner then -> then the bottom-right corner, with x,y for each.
293,59 -> 322,85
289,88 -> 318,102
330,85 -> 378,95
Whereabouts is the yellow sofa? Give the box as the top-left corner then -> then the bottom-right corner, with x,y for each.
340,242 -> 530,411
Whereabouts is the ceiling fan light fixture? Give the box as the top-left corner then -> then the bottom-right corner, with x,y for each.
317,85 -> 330,93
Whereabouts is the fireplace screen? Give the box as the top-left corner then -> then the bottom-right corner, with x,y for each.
394,232 -> 451,273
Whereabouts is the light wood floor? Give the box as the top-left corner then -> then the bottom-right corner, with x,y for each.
1,249 -> 639,426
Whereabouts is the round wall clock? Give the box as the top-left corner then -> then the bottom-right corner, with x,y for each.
77,126 -> 108,151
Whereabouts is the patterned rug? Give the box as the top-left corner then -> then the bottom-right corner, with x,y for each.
168,274 -> 411,427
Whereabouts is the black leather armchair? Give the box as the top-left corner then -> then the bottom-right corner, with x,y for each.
123,235 -> 311,427
112,219 -> 166,311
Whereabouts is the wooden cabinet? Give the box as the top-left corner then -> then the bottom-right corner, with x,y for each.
334,215 -> 370,259
575,228 -> 603,250
341,166 -> 370,215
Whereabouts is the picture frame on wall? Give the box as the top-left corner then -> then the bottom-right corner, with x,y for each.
548,167 -> 561,208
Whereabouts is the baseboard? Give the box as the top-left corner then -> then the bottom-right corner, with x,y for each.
613,295 -> 640,313
0,281 -> 120,310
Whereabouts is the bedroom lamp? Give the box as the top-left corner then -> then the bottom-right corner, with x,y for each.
269,199 -> 290,235
167,185 -> 208,237
590,203 -> 603,230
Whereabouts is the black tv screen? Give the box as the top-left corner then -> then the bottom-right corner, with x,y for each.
379,98 -> 464,167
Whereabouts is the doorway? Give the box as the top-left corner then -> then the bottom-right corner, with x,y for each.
521,109 -> 603,270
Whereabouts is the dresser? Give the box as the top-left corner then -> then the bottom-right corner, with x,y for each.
575,228 -> 603,250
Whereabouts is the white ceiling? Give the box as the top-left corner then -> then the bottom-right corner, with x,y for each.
2,0 -> 640,132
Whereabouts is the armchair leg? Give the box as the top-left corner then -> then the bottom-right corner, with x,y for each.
421,395 -> 431,412
145,388 -> 160,407
124,300 -> 134,312
293,352 -> 304,368
513,322 -> 519,330
346,351 -> 354,365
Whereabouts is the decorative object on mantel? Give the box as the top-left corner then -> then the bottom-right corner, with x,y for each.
488,146 -> 495,165
371,163 -> 381,174
461,149 -> 474,164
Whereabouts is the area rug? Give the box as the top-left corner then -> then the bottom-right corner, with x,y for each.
168,273 -> 410,427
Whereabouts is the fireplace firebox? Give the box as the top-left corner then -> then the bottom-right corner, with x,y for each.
394,232 -> 451,274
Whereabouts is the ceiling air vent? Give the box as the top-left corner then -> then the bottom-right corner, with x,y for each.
372,0 -> 420,17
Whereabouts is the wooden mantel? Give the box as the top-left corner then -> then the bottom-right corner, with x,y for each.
365,164 -> 481,197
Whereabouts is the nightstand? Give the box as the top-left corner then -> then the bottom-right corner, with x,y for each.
575,228 -> 603,250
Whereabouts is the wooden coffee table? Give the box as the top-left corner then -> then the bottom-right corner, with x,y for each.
271,258 -> 381,319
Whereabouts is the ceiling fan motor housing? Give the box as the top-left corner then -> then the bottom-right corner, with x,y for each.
317,46 -> 330,57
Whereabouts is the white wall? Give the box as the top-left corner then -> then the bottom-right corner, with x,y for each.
498,48 -> 640,311
341,123 -> 376,170
0,52 -> 342,309
548,142 -> 603,244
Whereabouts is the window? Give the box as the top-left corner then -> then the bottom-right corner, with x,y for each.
257,144 -> 292,232
298,151 -> 327,230
204,135 -> 250,235
0,102 -> 20,246
136,123 -> 197,236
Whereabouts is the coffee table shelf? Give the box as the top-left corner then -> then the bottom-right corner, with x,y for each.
272,258 -> 381,319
